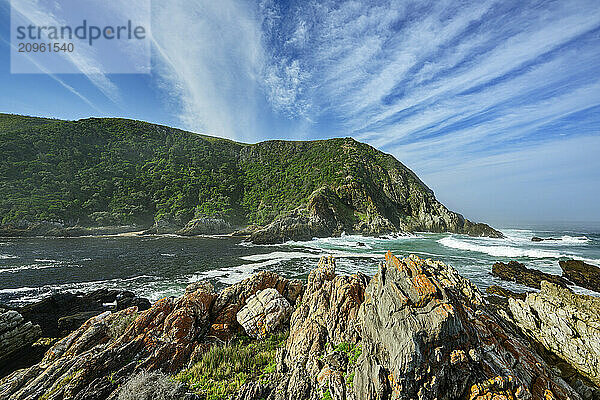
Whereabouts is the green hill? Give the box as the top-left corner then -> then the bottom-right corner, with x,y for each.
0,114 -> 502,241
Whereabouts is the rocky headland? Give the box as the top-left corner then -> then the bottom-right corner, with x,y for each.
1,253 -> 599,400
0,114 -> 502,244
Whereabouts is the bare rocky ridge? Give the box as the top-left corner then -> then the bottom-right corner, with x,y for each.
492,260 -> 569,289
510,282 -> 600,388
559,260 -> 600,293
0,309 -> 41,372
1,254 -> 598,400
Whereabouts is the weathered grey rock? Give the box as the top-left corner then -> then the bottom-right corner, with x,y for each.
237,288 -> 292,339
234,381 -> 273,400
353,252 -> 581,400
210,270 -> 303,341
0,309 -> 42,367
509,281 -> 600,387
177,216 -> 232,235
272,256 -> 368,400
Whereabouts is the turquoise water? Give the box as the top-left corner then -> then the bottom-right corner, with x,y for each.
1,226 -> 599,306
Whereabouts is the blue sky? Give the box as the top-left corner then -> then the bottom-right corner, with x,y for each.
1,0 -> 599,226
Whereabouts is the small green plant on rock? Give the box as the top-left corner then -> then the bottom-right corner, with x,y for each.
176,333 -> 287,400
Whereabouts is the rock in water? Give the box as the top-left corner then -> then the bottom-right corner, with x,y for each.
492,260 -> 569,289
509,281 -> 600,387
237,288 -> 292,339
354,252 -> 580,400
18,289 -> 151,337
559,259 -> 600,293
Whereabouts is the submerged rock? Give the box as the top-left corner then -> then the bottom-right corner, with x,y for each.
492,260 -> 569,289
509,281 -> 600,387
532,237 -> 559,242
559,259 -> 600,293
237,288 -> 292,339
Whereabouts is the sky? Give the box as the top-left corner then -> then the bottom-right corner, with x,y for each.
1,0 -> 599,226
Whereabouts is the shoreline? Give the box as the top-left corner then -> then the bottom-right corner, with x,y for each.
1,252 -> 598,399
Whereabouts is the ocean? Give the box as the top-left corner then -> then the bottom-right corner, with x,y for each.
1,226 -> 599,306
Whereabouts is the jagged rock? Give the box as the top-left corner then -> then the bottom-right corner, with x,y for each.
559,260 -> 600,293
509,281 -> 600,387
0,309 -> 42,376
237,288 -> 292,339
210,271 -> 303,340
0,271 -> 303,399
272,256 -> 368,400
492,260 -> 569,289
485,285 -> 528,316
18,289 -> 151,337
250,184 -> 503,244
486,285 -> 527,300
177,216 -> 232,235
353,252 -> 580,400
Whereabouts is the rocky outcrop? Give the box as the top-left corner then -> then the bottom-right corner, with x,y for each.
17,289 -> 151,338
0,271 -> 302,399
210,271 -> 303,340
3,253 -> 594,400
354,253 -> 579,400
492,260 -> 569,289
250,184 -> 502,244
237,288 -> 292,339
559,260 -> 600,293
509,281 -> 600,387
177,216 -> 233,236
272,256 -> 369,400
0,309 -> 42,372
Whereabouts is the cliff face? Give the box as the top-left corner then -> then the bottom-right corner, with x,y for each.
0,114 -> 501,241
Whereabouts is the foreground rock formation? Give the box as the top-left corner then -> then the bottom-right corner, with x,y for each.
0,309 -> 41,375
510,282 -> 600,388
2,253 -> 598,400
0,272 -> 302,399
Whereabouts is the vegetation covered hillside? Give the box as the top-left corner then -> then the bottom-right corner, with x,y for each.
0,114 -> 501,239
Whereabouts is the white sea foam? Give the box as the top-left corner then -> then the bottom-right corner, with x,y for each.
0,254 -> 18,259
438,237 -> 567,259
0,264 -> 57,273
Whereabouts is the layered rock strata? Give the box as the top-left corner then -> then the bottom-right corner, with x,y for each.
510,281 -> 600,387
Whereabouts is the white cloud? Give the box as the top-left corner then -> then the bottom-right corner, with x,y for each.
150,0 -> 266,140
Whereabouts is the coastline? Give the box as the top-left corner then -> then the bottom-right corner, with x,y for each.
1,252 -> 599,399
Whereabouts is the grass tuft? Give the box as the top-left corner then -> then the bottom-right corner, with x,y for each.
176,333 -> 287,400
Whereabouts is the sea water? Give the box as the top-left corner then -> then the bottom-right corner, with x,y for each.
1,225 -> 599,306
